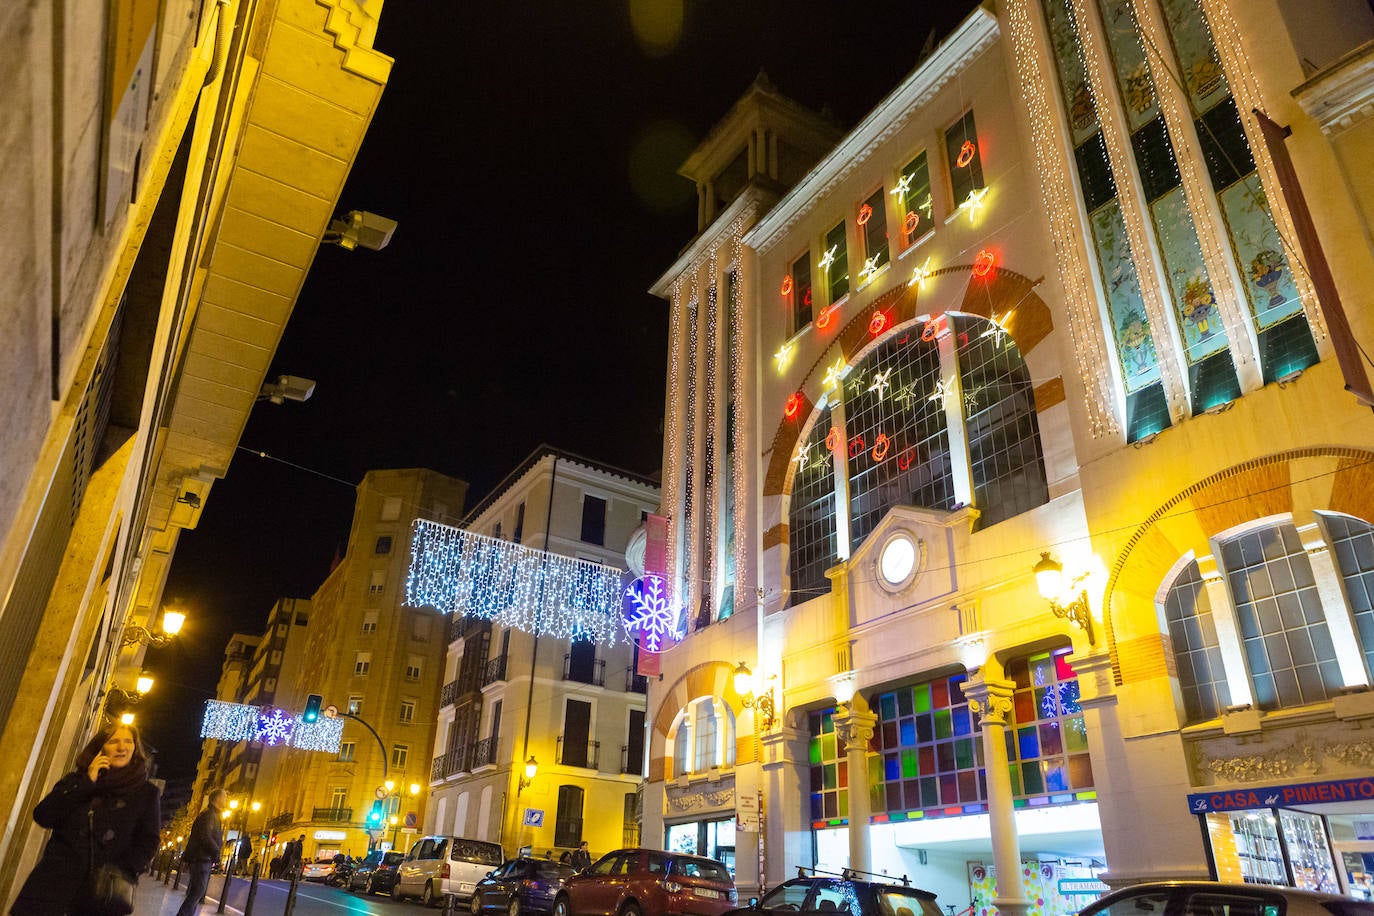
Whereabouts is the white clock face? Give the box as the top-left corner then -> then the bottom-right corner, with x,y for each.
879,535 -> 916,586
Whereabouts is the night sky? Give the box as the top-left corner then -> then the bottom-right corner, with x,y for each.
145,0 -> 980,779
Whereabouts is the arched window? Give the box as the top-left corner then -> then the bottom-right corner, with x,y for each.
672,697 -> 737,775
672,711 -> 691,775
1318,512 -> 1374,679
786,315 -> 1047,607
1162,558 -> 1231,721
693,699 -> 719,772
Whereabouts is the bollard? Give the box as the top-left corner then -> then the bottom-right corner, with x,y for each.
172,863 -> 181,891
244,862 -> 261,916
283,866 -> 300,916
443,893 -> 458,916
217,858 -> 236,913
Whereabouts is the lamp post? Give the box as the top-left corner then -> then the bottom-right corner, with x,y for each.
121,607 -> 187,648
733,662 -> 777,731
379,780 -> 420,851
1032,552 -> 1095,645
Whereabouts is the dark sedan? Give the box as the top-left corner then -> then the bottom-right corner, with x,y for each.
473,858 -> 578,916
349,850 -> 405,895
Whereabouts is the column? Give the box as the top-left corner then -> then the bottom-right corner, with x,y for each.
963,671 -> 1030,916
833,695 -> 877,874
760,726 -> 810,890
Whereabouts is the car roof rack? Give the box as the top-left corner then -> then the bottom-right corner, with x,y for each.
794,865 -> 912,887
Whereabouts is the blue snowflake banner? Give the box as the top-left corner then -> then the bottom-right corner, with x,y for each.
623,574 -> 683,653
405,519 -> 627,646
199,700 -> 343,753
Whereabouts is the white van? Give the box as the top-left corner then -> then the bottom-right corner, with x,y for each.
395,835 -> 505,907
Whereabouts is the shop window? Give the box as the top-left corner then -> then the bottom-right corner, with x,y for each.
823,221 -> 849,305
945,109 -> 984,207
858,187 -> 888,281
1006,647 -> 1093,798
787,408 -> 837,609
1162,559 -> 1232,722
868,671 -> 983,816
1221,523 -> 1340,709
897,151 -> 933,244
1320,512 -> 1374,679
791,250 -> 813,332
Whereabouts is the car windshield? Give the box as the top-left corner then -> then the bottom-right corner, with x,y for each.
383,852 -> 404,865
669,858 -> 732,883
361,852 -> 383,866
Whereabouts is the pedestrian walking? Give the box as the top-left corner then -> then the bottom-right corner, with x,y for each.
11,722 -> 161,914
570,841 -> 592,873
176,788 -> 226,916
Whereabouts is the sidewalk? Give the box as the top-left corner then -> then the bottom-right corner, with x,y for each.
136,872 -> 236,916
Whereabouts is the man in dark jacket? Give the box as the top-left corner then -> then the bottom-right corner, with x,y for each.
177,787 -> 226,916
570,841 -> 592,872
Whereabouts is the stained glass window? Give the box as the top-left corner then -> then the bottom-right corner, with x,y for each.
1163,559 -> 1232,721
787,408 -> 836,608
1006,648 -> 1093,800
808,708 -> 849,823
1318,512 -> 1374,681
868,673 -> 984,817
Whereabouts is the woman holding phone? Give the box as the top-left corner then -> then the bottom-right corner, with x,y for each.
11,722 -> 161,914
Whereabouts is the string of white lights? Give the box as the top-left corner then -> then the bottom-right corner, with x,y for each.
199,700 -> 345,752
701,272 -> 719,628
664,283 -> 685,620
404,519 -> 626,645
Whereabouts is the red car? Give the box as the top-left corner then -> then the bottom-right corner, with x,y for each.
552,849 -> 737,916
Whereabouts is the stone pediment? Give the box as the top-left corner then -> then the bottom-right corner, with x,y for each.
848,505 -> 978,627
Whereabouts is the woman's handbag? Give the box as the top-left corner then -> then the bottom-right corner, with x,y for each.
77,809 -> 136,916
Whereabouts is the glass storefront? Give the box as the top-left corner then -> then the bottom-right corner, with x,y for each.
666,817 -> 736,876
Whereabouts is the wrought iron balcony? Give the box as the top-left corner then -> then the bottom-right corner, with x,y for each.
311,807 -> 352,824
556,736 -> 600,770
563,654 -> 605,686
471,736 -> 497,769
481,654 -> 507,687
441,680 -> 460,708
266,811 -> 293,830
620,743 -> 643,775
624,666 -> 647,693
432,746 -> 470,780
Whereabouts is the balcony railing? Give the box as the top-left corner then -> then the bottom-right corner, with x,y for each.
471,736 -> 497,769
620,744 -> 643,775
563,654 -> 605,686
311,807 -> 352,824
481,654 -> 507,687
432,746 -> 469,781
556,736 -> 600,770
624,666 -> 647,693
266,811 -> 293,830
441,680 -> 460,708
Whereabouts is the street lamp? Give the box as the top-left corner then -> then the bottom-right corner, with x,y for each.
733,662 -> 777,731
1033,551 -> 1095,645
519,756 -> 538,790
121,607 -> 187,648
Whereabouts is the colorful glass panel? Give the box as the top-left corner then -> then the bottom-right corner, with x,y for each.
808,708 -> 848,824
1006,647 -> 1094,798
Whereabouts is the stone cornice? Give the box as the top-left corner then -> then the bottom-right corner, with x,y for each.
1292,39 -> 1374,136
744,9 -> 1002,256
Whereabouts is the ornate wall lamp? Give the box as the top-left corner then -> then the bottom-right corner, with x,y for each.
1033,551 -> 1095,646
519,756 -> 538,790
121,607 -> 186,648
733,662 -> 777,731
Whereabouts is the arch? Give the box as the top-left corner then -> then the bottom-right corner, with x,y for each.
455,790 -> 470,836
651,660 -> 749,739
1103,447 -> 1374,685
434,795 -> 449,836
763,263 -> 1056,499
477,784 -> 492,840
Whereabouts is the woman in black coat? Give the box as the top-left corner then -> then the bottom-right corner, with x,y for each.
11,722 -> 161,914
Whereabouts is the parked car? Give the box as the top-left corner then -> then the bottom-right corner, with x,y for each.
349,849 -> 405,895
301,855 -> 336,882
395,835 -> 506,907
725,873 -> 943,916
552,848 -> 737,916
473,858 -> 578,916
1077,881 -> 1374,916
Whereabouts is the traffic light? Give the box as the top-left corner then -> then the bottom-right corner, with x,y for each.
303,694 -> 323,723
367,800 -> 383,826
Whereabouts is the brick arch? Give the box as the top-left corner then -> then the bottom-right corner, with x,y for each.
1103,446 -> 1374,686
762,263 -> 1058,499
651,660 -> 750,739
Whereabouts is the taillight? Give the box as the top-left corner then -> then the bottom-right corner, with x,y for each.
660,880 -> 683,894
441,863 -> 450,879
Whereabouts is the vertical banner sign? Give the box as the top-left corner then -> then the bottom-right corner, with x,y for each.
637,514 -> 669,676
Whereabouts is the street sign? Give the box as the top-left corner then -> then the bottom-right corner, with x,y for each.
375,785 -> 389,800
737,794 -> 760,831
523,808 -> 545,827
405,811 -> 418,828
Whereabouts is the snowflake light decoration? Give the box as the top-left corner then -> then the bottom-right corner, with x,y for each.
256,707 -> 296,747
623,574 -> 681,653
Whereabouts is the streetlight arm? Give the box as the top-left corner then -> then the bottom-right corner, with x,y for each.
343,712 -> 388,779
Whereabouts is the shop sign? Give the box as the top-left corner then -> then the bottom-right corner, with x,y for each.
1188,777 -> 1374,813
314,829 -> 347,841
737,794 -> 759,832
1058,879 -> 1109,896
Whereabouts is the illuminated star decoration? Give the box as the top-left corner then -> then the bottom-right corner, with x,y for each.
908,258 -> 933,289
867,369 -> 892,400
794,440 -> 814,470
980,312 -> 1012,348
859,255 -> 882,282
929,377 -> 957,411
774,341 -> 794,372
891,172 -> 914,198
961,187 -> 989,223
822,357 -> 848,391
819,244 -> 838,272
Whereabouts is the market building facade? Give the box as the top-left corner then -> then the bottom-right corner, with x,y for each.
646,0 -> 1374,909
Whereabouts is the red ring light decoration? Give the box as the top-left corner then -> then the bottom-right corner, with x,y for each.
956,140 -> 976,168
871,433 -> 891,462
857,203 -> 873,226
803,289 -> 813,307
972,249 -> 996,279
897,446 -> 917,470
815,304 -> 839,330
784,392 -> 804,419
868,311 -> 888,335
921,318 -> 941,342
781,276 -> 793,296
826,427 -> 842,452
904,211 -> 920,235
848,435 -> 867,458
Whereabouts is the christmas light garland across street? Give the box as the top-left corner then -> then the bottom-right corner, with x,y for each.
405,519 -> 626,646
199,700 -> 344,752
